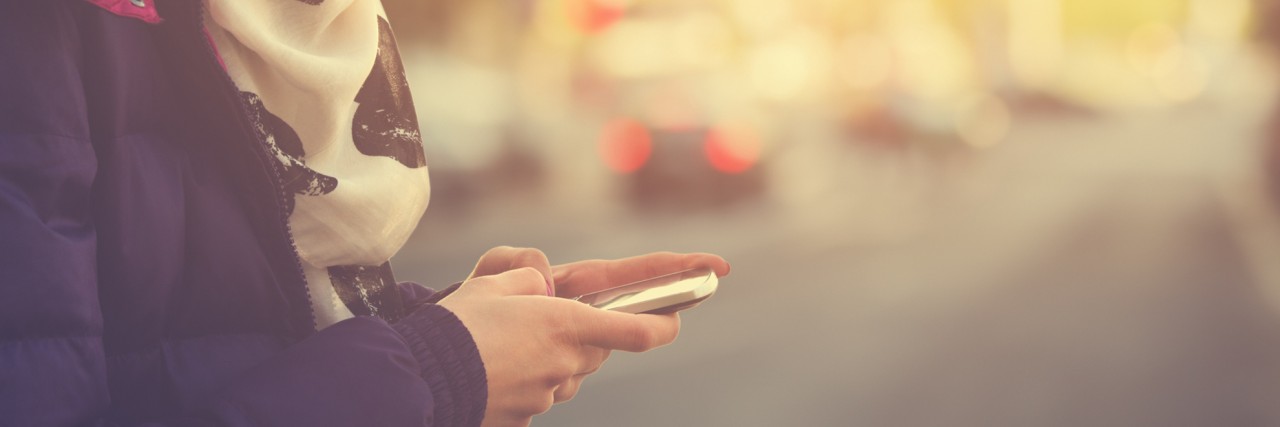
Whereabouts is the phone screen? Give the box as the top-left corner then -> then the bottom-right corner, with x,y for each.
574,268 -> 712,310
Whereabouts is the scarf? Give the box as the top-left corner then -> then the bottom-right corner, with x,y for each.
204,0 -> 430,328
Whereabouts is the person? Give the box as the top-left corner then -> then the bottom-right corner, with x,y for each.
0,1 -> 729,426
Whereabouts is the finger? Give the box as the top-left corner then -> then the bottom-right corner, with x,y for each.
509,380 -> 556,417
482,415 -> 534,427
465,266 -> 547,297
470,246 -> 555,296
470,246 -> 553,280
553,375 -> 587,403
480,412 -> 534,427
553,252 -> 729,298
576,347 -> 611,376
570,305 -> 681,352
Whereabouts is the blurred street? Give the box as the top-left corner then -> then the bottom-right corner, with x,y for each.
393,74 -> 1280,426
383,0 -> 1280,425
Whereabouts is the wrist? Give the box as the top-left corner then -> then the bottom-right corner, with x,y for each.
392,304 -> 488,427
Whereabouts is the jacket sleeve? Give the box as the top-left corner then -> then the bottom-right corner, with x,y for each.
189,306 -> 488,427
0,3 -> 486,426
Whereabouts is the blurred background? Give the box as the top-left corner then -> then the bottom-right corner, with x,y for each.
384,0 -> 1280,425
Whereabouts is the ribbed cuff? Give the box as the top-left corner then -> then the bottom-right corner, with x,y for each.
392,304 -> 487,427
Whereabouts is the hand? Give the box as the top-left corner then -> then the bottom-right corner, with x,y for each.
439,255 -> 683,427
552,252 -> 731,298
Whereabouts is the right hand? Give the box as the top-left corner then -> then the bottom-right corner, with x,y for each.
438,262 -> 680,427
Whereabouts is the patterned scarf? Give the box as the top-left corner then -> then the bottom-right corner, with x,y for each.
204,0 -> 429,328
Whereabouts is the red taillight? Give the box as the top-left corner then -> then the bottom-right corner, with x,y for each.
571,0 -> 625,34
704,125 -> 760,174
600,119 -> 652,174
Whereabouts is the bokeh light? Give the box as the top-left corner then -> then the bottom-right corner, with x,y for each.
599,118 -> 652,174
704,124 -> 762,174
747,28 -> 832,102
839,33 -> 894,92
1009,0 -> 1065,89
570,0 -> 629,34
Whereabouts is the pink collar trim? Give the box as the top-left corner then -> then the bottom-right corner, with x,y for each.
86,0 -> 163,24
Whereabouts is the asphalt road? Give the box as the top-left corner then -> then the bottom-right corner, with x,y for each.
392,96 -> 1280,426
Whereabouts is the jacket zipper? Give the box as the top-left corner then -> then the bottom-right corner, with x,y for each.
184,0 -> 318,338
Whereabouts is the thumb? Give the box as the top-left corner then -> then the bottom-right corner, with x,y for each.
465,266 -> 549,297
469,246 -> 555,296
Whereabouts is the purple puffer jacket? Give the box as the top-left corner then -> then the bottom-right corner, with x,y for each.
0,1 -> 486,425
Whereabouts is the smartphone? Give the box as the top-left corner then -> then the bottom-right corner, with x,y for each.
573,267 -> 718,314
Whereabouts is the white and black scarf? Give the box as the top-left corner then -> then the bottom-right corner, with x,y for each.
205,0 -> 430,328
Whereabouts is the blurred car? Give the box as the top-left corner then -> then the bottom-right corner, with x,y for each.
600,118 -> 767,208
